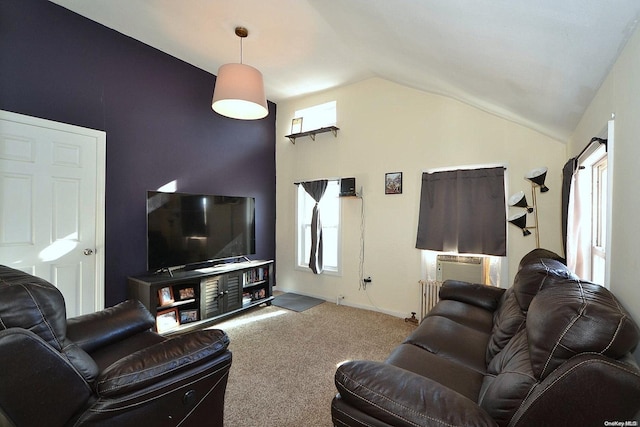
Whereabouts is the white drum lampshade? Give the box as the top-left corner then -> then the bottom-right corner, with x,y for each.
212,63 -> 268,120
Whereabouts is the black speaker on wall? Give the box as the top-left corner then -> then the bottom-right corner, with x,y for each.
340,177 -> 356,197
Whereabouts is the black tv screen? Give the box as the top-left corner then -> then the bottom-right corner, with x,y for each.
147,191 -> 256,271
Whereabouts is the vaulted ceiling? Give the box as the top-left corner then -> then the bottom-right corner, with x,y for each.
50,0 -> 640,141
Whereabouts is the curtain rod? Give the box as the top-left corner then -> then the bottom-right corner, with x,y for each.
576,137 -> 607,163
293,178 -> 340,185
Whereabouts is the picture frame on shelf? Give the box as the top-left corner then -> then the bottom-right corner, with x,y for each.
180,309 -> 199,324
157,286 -> 174,306
385,172 -> 403,194
156,308 -> 179,333
291,117 -> 303,134
177,286 -> 195,301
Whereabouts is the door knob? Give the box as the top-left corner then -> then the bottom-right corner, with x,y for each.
83,249 -> 94,256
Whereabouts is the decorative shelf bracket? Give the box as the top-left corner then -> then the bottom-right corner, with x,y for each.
286,126 -> 339,144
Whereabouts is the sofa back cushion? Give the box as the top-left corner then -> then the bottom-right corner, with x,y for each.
513,258 -> 577,311
527,279 -> 640,380
486,288 -> 526,364
0,265 -> 98,382
517,248 -> 565,270
484,255 -> 571,364
479,329 -> 536,427
0,266 -> 68,349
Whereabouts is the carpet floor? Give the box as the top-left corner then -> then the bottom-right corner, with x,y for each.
212,300 -> 416,426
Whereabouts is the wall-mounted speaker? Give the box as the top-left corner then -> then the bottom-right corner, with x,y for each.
340,177 -> 356,197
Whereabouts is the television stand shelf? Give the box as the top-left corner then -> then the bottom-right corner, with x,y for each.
128,259 -> 274,335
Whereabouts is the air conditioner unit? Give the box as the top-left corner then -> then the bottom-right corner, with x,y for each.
436,254 -> 488,284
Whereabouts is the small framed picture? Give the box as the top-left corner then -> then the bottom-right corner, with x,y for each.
385,172 -> 403,194
177,287 -> 195,300
180,309 -> 199,324
157,286 -> 174,306
156,308 -> 179,333
291,117 -> 303,134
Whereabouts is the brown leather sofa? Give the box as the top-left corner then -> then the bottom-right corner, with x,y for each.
332,249 -> 640,426
0,265 -> 232,427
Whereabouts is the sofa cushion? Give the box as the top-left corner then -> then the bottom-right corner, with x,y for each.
386,343 -> 485,401
0,265 -> 98,382
486,287 -> 526,364
0,266 -> 68,350
527,279 -> 640,380
403,315 -> 490,372
335,360 -> 497,427
513,258 -> 577,311
67,300 -> 156,353
517,248 -> 565,270
96,329 -> 230,397
439,280 -> 506,312
425,299 -> 495,333
479,329 -> 536,427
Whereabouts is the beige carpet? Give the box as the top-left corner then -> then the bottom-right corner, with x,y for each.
212,299 -> 417,426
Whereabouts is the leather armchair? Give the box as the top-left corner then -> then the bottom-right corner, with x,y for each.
0,265 -> 232,427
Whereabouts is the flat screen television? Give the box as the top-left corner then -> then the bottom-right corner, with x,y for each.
147,191 -> 256,272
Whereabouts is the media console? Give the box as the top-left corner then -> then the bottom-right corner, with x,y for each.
128,259 -> 274,335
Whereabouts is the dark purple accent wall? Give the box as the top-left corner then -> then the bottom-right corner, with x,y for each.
0,0 -> 276,306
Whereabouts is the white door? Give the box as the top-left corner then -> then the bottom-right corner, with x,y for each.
0,110 -> 105,316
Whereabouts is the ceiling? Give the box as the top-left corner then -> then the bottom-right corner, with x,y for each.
50,0 -> 640,141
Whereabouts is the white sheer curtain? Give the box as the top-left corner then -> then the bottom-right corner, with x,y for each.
566,168 -> 590,278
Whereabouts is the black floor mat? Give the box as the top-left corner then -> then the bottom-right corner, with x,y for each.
272,293 -> 325,312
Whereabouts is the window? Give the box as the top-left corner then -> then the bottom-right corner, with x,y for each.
415,166 -> 506,256
294,101 -> 336,132
591,155 -> 607,284
296,180 -> 340,273
567,143 -> 608,285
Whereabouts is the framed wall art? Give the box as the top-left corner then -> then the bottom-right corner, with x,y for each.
291,117 -> 303,134
385,172 -> 403,194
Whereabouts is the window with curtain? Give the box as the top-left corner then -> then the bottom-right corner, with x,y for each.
564,143 -> 608,285
296,180 -> 340,273
415,166 -> 506,256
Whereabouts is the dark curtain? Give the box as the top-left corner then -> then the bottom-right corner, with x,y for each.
415,167 -> 506,256
301,180 -> 328,274
561,158 -> 577,258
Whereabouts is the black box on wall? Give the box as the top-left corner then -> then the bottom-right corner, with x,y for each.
340,177 -> 356,197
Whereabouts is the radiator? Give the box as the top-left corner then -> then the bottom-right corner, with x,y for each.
419,280 -> 443,321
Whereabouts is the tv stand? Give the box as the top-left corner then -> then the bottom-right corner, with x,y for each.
128,260 -> 274,335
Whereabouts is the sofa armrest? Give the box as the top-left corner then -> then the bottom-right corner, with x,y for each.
439,280 -> 506,312
0,328 -> 92,427
335,360 -> 497,427
95,329 -> 230,397
67,300 -> 155,352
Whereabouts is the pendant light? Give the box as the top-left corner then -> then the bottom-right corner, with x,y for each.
212,26 -> 268,120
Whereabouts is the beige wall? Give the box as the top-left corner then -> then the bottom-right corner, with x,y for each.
569,25 -> 640,335
275,77 -> 566,317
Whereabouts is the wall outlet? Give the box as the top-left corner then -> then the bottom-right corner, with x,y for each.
337,294 -> 345,305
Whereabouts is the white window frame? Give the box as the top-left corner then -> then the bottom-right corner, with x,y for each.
294,101 -> 337,133
571,119 -> 613,287
577,145 -> 607,285
295,180 -> 341,274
